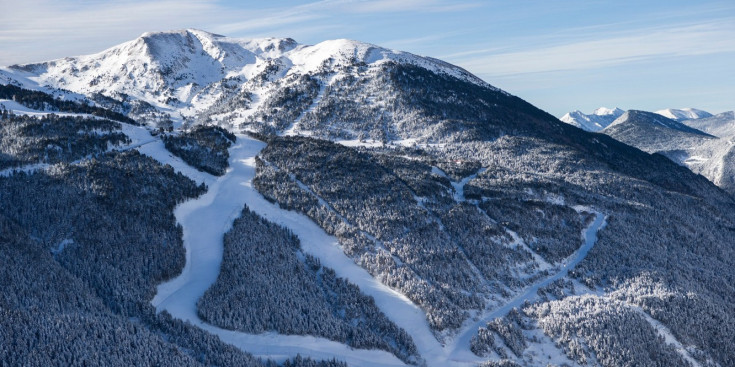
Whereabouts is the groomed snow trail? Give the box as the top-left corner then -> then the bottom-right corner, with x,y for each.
148,133 -> 406,367
446,209 -> 607,364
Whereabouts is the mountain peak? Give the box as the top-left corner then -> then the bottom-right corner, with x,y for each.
140,28 -> 223,39
593,107 -> 624,116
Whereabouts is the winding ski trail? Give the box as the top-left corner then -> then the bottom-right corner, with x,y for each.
446,209 -> 606,364
147,134 -> 406,366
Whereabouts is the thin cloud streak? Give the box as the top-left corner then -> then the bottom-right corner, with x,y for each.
341,0 -> 481,13
450,21 -> 735,77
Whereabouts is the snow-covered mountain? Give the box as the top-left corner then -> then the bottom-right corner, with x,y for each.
2,29 -> 496,142
604,110 -> 713,139
4,29 -> 735,367
560,107 -> 715,132
601,110 -> 735,195
559,107 -> 624,132
655,107 -> 712,121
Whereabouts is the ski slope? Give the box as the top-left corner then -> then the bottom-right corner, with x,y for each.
146,133 -> 406,366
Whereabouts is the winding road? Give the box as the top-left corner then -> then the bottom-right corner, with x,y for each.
446,209 -> 606,364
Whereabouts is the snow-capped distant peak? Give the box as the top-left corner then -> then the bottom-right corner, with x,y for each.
654,108 -> 712,121
593,107 -> 624,116
560,107 -> 624,132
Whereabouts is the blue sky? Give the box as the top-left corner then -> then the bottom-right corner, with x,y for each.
1,0 -> 733,116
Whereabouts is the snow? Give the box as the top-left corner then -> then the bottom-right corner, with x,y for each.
655,108 -> 712,121
449,167 -> 486,202
334,139 -> 385,148
0,99 -> 97,119
121,124 -> 212,186
593,107 -> 624,116
560,107 -> 624,132
2,29 -> 495,134
50,239 -> 74,255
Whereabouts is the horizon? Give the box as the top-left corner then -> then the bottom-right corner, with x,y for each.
1,0 -> 733,117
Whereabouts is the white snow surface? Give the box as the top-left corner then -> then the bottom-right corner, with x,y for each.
0,163 -> 50,177
682,111 -> 735,138
655,108 -> 712,121
560,107 -> 624,132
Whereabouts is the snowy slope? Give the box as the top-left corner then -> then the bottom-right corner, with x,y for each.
560,107 -> 624,132
560,107 -> 714,132
655,108 -> 712,121
147,135 -> 407,366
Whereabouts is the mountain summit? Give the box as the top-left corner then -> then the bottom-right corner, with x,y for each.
3,28 -> 500,142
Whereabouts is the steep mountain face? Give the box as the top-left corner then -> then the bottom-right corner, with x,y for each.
601,110 -> 735,195
3,29 -> 735,367
559,107 -> 623,132
655,107 -> 713,121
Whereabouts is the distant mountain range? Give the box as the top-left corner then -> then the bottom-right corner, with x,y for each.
560,107 -> 624,132
561,107 -> 713,132
3,29 -> 735,367
560,106 -> 735,195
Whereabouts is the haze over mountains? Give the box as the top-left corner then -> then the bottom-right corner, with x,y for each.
2,29 -> 735,367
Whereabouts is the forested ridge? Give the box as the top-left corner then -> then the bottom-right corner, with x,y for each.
198,207 -> 419,364
0,84 -> 137,124
162,125 -> 236,175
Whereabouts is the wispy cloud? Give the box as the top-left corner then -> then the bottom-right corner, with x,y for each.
450,20 -> 735,77
339,0 -> 481,13
0,0 -> 223,63
0,0 -> 483,64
